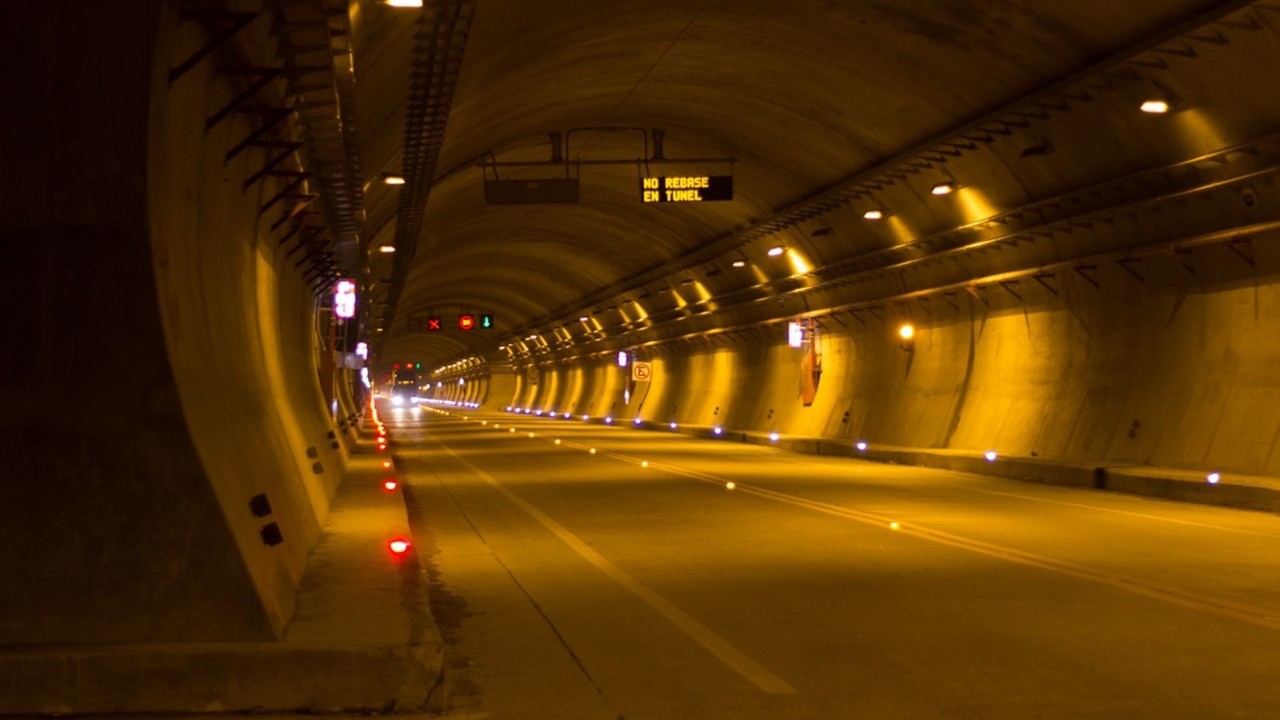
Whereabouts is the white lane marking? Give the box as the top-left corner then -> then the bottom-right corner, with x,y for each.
427,437 -> 796,695
434,421 -> 1280,627
711,452 -> 1280,539
638,459 -> 1280,632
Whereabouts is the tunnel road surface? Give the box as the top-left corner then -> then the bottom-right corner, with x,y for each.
385,403 -> 1280,719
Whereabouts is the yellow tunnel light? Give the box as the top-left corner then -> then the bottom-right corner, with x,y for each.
377,245 -> 396,253
732,259 -> 747,268
930,181 -> 957,196
863,208 -> 886,220
767,245 -> 786,257
898,323 -> 915,341
385,0 -> 423,7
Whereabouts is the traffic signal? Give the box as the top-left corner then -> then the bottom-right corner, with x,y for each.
480,313 -> 494,329
459,314 -> 475,331
426,317 -> 442,331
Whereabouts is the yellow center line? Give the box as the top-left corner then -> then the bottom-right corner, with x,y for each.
425,435 -> 796,695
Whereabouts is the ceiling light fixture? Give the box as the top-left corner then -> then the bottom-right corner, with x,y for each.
863,208 -> 885,220
732,259 -> 747,268
385,0 -> 423,7
767,245 -> 785,257
930,181 -> 956,196
377,245 -> 396,253
382,173 -> 406,185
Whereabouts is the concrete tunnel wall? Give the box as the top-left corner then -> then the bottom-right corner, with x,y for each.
0,2 -> 347,645
505,232 -> 1280,477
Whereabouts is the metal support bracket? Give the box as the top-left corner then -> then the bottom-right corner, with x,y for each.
207,68 -> 283,129
170,10 -> 259,83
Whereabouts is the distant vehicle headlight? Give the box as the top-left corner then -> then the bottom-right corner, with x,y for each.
392,396 -> 404,406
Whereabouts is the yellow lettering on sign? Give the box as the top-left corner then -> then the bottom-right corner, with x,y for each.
643,190 -> 660,202
642,177 -> 660,190
662,176 -> 710,190
665,189 -> 703,202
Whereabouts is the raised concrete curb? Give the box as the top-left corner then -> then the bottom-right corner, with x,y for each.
0,644 -> 438,715
0,433 -> 443,716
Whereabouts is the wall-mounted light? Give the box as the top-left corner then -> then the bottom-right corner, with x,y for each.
863,208 -> 886,220
767,245 -> 786,257
898,323 -> 915,341
732,259 -> 747,268
1139,99 -> 1172,114
930,181 -> 957,196
377,245 -> 396,253
382,173 -> 407,184
385,0 -> 423,8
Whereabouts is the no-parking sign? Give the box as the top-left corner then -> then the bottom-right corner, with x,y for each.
632,362 -> 653,381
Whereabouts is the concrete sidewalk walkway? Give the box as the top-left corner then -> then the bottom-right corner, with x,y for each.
0,435 -> 443,715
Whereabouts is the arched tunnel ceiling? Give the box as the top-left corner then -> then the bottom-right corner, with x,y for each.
350,0 -> 1277,372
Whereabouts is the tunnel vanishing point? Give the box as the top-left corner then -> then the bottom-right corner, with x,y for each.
5,0 -> 1280,714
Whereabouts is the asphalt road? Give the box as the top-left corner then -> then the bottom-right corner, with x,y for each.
385,403 -> 1280,719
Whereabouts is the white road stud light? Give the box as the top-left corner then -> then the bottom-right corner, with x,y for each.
554,439 -> 561,445
856,441 -> 868,452
713,426 -> 723,435
641,461 -> 649,468
889,521 -> 901,531
1207,472 -> 1221,484
726,481 -> 736,490
984,450 -> 998,462
589,448 -> 597,454
770,432 -> 779,442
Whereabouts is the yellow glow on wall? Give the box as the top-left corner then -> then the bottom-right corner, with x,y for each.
786,248 -> 813,276
885,215 -> 915,245
691,280 -> 713,304
1171,108 -> 1227,157
672,290 -> 688,310
631,301 -> 650,322
955,187 -> 999,225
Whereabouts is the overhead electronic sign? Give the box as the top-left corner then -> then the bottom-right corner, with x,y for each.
641,176 -> 733,203
333,279 -> 357,319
